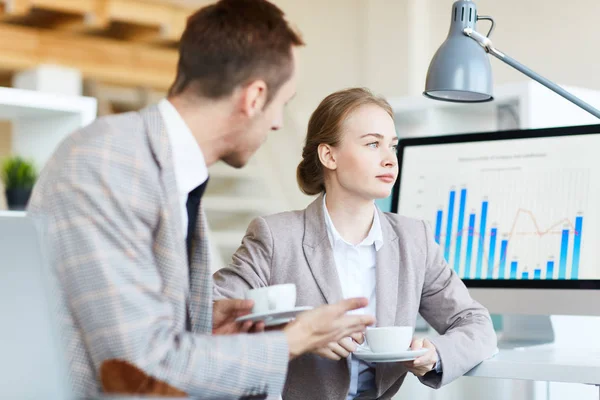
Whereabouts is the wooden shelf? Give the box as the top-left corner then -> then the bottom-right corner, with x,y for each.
0,0 -> 194,43
0,0 -> 196,89
0,23 -> 178,90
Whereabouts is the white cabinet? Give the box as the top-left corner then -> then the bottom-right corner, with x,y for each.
389,81 -> 600,137
0,87 -> 97,212
0,87 -> 97,169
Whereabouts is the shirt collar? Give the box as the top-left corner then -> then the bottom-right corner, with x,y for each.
322,194 -> 384,251
158,98 -> 208,194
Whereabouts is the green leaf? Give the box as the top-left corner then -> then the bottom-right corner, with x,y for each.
1,156 -> 38,190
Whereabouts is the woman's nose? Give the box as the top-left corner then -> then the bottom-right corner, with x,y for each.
382,148 -> 397,167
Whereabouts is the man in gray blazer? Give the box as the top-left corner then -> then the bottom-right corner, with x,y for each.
26,1 -> 374,399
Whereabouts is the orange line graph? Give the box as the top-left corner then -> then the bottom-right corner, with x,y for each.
438,208 -> 581,242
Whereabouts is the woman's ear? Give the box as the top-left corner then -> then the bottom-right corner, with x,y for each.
318,143 -> 337,171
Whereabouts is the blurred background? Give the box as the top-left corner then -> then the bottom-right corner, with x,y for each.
1,0 -> 600,269
0,1 -> 599,398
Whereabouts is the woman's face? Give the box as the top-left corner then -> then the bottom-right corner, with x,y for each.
323,104 -> 399,200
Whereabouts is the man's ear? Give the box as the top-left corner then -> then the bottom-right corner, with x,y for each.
240,80 -> 268,117
318,143 -> 337,171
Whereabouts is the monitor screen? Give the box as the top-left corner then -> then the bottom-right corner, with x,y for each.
391,124 -> 600,289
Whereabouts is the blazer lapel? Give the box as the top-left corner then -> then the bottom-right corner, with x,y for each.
189,204 -> 212,333
140,104 -> 189,318
141,105 -> 185,249
302,194 -> 344,305
375,208 -> 400,327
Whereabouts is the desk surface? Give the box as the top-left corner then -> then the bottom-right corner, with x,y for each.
465,345 -> 600,385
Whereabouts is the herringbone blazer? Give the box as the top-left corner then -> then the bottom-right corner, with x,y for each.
27,105 -> 289,399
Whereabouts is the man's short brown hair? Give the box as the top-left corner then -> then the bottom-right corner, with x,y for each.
169,0 -> 304,104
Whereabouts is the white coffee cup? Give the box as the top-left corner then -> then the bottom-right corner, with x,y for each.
365,326 -> 413,353
245,284 -> 296,314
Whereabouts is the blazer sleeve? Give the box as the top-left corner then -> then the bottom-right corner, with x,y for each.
213,216 -> 274,300
417,220 -> 498,389
28,138 -> 288,399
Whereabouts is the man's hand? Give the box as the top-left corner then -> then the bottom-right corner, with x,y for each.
284,297 -> 375,360
401,338 -> 438,376
212,299 -> 264,335
313,332 -> 365,360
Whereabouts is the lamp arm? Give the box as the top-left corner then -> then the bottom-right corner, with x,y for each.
464,27 -> 600,119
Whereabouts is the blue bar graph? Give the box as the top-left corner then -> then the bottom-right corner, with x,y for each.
435,187 -> 584,282
509,261 -> 518,279
454,189 -> 467,273
559,229 -> 569,279
487,228 -> 497,278
547,261 -> 555,279
465,214 -> 475,278
499,240 -> 508,279
435,210 -> 443,245
476,201 -> 488,279
444,191 -> 456,262
572,216 -> 583,279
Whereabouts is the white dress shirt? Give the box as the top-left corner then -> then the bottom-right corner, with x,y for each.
322,195 -> 382,399
323,196 -> 441,399
157,99 -> 208,239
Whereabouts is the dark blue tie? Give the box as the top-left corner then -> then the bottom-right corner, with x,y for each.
185,178 -> 208,331
186,178 -> 208,264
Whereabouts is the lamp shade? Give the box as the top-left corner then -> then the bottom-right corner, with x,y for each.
424,0 -> 493,102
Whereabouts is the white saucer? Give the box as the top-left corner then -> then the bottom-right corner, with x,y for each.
353,348 -> 429,363
236,306 -> 313,327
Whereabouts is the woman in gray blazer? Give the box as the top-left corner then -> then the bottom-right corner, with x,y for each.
213,88 -> 497,400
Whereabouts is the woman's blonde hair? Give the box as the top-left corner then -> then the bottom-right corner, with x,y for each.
296,87 -> 394,195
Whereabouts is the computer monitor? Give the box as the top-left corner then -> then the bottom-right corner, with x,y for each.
391,124 -> 600,328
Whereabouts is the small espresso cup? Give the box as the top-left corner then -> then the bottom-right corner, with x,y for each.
365,326 -> 413,353
245,284 -> 297,314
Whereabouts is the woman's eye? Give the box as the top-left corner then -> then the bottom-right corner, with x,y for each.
367,142 -> 379,148
391,145 -> 398,151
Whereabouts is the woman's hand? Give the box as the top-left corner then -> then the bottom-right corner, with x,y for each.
401,337 -> 439,376
312,332 -> 365,360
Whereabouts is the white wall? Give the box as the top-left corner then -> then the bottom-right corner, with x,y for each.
267,0 -> 371,209
265,0 -> 412,209
264,0 -> 600,210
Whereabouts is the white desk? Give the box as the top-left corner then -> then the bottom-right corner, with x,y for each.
466,345 -> 600,386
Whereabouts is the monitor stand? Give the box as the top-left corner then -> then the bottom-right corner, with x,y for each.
497,315 -> 555,349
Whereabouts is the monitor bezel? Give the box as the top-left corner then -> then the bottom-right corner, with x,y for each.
390,123 -> 600,290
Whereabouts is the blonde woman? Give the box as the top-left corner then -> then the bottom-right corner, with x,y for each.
213,88 -> 497,400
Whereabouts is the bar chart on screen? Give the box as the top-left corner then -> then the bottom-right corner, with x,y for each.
434,188 -> 584,280
418,168 -> 590,280
397,135 -> 600,281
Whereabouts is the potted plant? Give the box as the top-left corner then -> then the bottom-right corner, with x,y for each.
1,156 -> 38,210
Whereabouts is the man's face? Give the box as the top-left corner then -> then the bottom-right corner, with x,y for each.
222,49 -> 298,168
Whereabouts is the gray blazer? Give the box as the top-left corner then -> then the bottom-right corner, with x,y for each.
27,105 -> 289,399
213,194 -> 497,400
